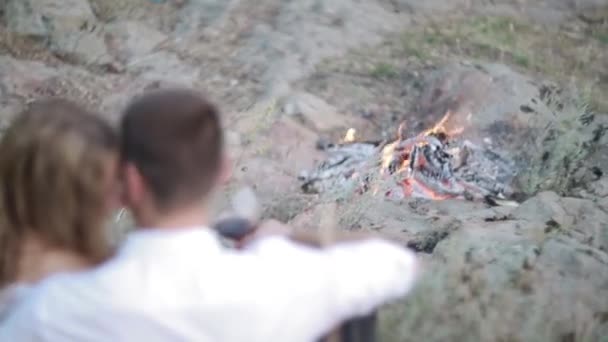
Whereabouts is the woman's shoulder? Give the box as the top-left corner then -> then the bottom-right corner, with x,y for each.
0,283 -> 33,321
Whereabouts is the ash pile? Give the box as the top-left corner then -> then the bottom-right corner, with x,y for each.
299,113 -> 518,203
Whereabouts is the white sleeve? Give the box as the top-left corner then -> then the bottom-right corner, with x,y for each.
243,236 -> 419,332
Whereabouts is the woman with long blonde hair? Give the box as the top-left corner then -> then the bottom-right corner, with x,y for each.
0,98 -> 120,319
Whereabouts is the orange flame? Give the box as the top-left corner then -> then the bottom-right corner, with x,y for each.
422,111 -> 464,137
376,111 -> 468,200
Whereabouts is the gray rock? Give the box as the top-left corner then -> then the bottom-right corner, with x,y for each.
173,0 -> 234,36
50,26 -> 114,67
538,236 -> 608,294
105,21 -> 167,64
560,197 -> 608,251
127,51 -> 201,86
5,2 -> 47,38
433,223 -> 541,289
511,191 -> 573,227
3,0 -> 117,68
574,0 -> 608,21
5,0 -> 96,39
278,92 -> 362,132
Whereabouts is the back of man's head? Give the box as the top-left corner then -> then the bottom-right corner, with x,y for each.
120,89 -> 223,212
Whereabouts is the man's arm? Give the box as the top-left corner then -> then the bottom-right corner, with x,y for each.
288,229 -> 377,248
239,219 -> 378,248
241,227 -> 419,337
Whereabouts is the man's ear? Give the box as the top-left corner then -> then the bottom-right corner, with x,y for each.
123,162 -> 146,208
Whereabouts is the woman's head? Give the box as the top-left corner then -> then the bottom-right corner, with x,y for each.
0,99 -> 119,286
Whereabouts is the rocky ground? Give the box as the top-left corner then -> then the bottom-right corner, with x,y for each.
1,0 -> 608,341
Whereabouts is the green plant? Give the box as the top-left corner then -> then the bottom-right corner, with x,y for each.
370,62 -> 398,79
516,91 -> 593,195
513,52 -> 530,68
595,32 -> 608,45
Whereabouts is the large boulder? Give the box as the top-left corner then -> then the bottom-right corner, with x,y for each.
512,190 -> 608,252
379,234 -> 608,341
378,190 -> 608,341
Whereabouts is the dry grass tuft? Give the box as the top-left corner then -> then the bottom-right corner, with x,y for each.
516,90 -> 597,195
398,16 -> 608,113
402,17 -> 608,112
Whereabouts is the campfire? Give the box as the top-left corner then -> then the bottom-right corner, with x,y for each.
299,112 -> 518,203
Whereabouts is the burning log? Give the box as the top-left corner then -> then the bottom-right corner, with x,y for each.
300,112 -> 518,203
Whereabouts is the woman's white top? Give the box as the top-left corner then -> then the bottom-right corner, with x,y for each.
0,284 -> 32,322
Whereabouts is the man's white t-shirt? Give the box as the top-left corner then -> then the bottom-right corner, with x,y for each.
0,228 -> 418,342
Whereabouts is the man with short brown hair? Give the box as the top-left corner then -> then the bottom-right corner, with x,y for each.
120,89 -> 225,214
0,89 -> 418,342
